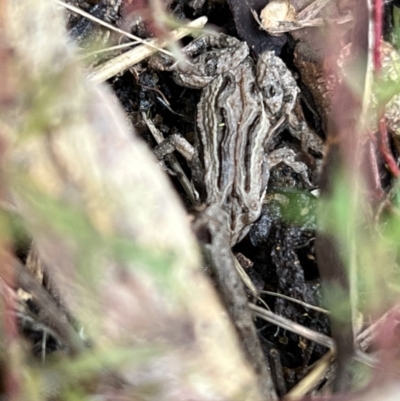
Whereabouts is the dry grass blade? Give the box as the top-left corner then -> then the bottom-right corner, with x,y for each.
285,349 -> 335,398
142,112 -> 198,205
258,290 -> 329,314
78,41 -> 141,60
89,16 -> 208,83
249,303 -> 334,349
234,257 -> 258,298
55,0 -> 174,56
2,0 -> 264,399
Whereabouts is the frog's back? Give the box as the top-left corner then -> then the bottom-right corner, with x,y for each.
197,59 -> 271,244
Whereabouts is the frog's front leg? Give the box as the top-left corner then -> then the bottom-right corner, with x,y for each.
288,116 -> 325,156
277,82 -> 324,157
279,66 -> 325,157
180,33 -> 247,56
267,147 -> 313,187
257,51 -> 324,157
153,134 -> 204,203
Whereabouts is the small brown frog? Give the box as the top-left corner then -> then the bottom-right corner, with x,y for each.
155,34 -> 321,245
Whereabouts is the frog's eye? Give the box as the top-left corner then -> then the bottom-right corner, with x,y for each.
263,84 -> 277,99
267,85 -> 276,97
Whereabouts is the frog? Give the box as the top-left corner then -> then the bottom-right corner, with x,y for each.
154,33 -> 322,245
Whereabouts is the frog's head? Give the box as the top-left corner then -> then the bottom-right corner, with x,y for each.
256,51 -> 293,118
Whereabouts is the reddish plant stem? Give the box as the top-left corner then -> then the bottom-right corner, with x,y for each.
379,116 -> 400,177
374,0 -> 383,70
374,0 -> 400,177
368,135 -> 386,197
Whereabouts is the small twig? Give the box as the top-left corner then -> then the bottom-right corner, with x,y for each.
234,258 -> 257,298
139,84 -> 184,115
233,259 -> 271,311
258,290 -> 329,314
89,16 -> 208,83
269,348 -> 287,397
249,303 -> 334,349
78,41 -> 140,60
142,112 -> 198,205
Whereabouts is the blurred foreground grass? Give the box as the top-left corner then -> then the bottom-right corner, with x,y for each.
0,0 -> 262,400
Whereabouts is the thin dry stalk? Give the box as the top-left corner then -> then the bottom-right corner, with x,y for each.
55,0 -> 174,56
249,304 -> 334,349
2,1 -> 265,400
89,16 -> 207,83
142,111 -> 198,205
